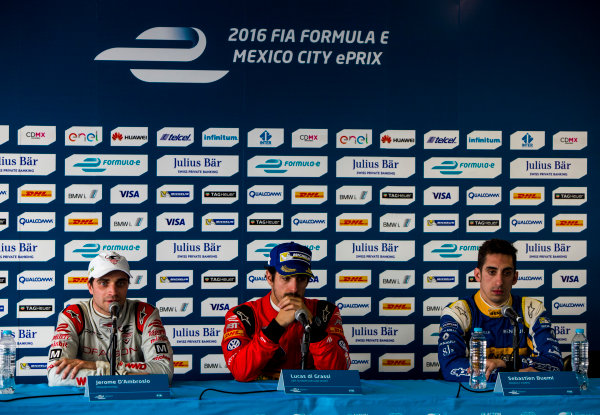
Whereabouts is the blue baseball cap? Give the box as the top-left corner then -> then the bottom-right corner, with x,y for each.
268,242 -> 313,278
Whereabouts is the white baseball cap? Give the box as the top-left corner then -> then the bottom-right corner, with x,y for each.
88,251 -> 132,281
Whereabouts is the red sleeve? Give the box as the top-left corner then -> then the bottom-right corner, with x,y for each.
309,303 -> 351,370
221,305 -> 280,382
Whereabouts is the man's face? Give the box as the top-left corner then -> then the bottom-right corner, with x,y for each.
267,271 -> 309,304
474,253 -> 518,307
87,270 -> 129,316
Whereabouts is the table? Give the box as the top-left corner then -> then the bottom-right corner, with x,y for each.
1,379 -> 598,415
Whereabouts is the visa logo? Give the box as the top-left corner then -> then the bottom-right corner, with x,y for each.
433,192 -> 451,199
561,275 -> 579,282
210,304 -> 230,311
120,190 -> 140,198
166,218 -> 185,226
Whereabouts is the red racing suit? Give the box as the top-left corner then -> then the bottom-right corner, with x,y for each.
222,294 -> 350,381
47,299 -> 174,387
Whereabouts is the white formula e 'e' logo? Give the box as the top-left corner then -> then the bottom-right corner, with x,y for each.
95,27 -> 228,83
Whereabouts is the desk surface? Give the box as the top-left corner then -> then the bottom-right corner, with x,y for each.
1,379 -> 598,415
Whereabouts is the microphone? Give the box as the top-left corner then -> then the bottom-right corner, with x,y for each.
109,302 -> 120,319
294,309 -> 311,332
501,305 -> 523,324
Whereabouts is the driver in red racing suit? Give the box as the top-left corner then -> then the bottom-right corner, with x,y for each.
222,242 -> 350,381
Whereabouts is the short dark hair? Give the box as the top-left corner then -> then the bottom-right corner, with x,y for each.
265,266 -> 276,278
477,239 -> 517,270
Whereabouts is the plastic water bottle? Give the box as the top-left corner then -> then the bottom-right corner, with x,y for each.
571,328 -> 589,390
0,330 -> 16,394
469,327 -> 487,389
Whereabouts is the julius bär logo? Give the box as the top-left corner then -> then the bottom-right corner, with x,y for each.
95,27 -> 228,84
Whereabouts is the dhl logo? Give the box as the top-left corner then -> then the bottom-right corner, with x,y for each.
555,220 -> 583,227
329,327 -> 344,335
382,303 -> 412,310
68,219 -> 99,225
339,219 -> 369,226
295,192 -> 324,198
68,277 -> 89,284
513,193 -> 541,199
174,361 -> 190,368
223,330 -> 244,340
21,190 -> 52,197
339,276 -> 368,283
382,359 -> 412,366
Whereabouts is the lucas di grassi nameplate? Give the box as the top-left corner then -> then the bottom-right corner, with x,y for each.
85,374 -> 171,401
277,370 -> 362,395
493,372 -> 581,396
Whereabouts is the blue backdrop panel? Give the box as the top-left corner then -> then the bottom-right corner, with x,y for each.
0,0 -> 597,382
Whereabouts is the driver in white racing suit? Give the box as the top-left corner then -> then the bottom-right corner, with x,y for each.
47,252 -> 173,387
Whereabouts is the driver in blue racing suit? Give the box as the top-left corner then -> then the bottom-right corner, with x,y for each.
438,239 -> 562,382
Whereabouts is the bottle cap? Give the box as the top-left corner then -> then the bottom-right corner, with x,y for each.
575,328 -> 584,334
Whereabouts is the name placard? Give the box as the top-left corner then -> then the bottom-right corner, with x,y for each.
277,370 -> 362,395
494,372 -> 581,396
85,374 -> 170,401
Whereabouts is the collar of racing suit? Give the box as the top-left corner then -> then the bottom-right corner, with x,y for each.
474,290 -> 513,318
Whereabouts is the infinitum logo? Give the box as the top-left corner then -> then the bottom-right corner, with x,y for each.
95,27 -> 228,83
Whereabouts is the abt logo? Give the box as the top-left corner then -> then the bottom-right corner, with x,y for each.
95,27 -> 229,84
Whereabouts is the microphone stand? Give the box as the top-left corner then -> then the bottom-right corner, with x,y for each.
510,318 -> 520,371
301,325 -> 311,370
110,313 -> 118,376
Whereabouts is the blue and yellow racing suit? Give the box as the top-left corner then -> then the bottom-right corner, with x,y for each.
438,290 -> 562,382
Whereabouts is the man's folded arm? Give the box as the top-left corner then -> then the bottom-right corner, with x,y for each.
222,307 -> 281,382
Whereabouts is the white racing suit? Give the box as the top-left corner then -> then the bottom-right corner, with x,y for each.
47,299 -> 173,387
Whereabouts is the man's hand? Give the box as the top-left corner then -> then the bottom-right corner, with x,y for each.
275,295 -> 312,328
485,358 -> 507,380
519,367 -> 538,373
54,358 -> 97,379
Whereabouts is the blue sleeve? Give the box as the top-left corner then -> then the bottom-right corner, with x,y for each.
521,310 -> 563,372
438,313 -> 470,382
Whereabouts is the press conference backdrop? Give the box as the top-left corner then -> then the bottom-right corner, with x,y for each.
0,0 -> 597,382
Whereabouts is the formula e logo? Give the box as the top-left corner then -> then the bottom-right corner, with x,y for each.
95,27 -> 228,84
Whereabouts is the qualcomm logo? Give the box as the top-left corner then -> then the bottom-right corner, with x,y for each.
94,27 -> 228,84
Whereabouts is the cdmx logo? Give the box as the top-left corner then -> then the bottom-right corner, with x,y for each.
73,158 -> 105,173
432,160 -> 462,175
73,243 -> 101,259
255,159 -> 287,174
95,27 -> 228,84
431,244 -> 461,258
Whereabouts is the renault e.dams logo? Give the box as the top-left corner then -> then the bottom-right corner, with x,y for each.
95,27 -> 228,84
